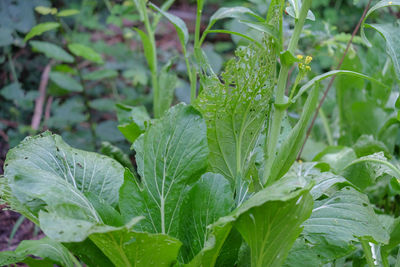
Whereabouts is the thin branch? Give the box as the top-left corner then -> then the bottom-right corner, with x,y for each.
43,96 -> 54,130
297,0 -> 373,160
31,62 -> 53,131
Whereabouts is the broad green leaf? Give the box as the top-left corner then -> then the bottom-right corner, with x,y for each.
49,71 -> 83,92
64,239 -> 114,267
366,23 -> 400,79
135,28 -> 155,72
341,152 -> 400,190
179,173 -> 234,263
313,146 -> 357,173
158,62 -> 178,117
120,104 -> 208,237
24,22 -> 60,42
284,162 -> 351,199
116,104 -> 150,143
196,39 -> 276,191
150,3 -> 189,45
285,0 -> 315,21
268,86 -> 319,184
0,237 -> 75,267
208,7 -> 262,29
4,131 -> 124,218
360,0 -> 400,78
302,187 -> 390,248
30,41 -> 74,63
100,141 -> 134,172
68,43 -> 103,64
283,238 -> 323,267
291,70 -> 387,103
353,135 -> 391,158
83,69 -> 118,80
187,174 -> 313,267
39,214 -> 182,266
382,217 -> 400,261
57,9 -> 80,17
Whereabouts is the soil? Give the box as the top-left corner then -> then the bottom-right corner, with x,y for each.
0,207 -> 44,252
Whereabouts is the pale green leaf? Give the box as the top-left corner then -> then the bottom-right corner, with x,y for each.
120,104 -> 208,237
57,9 -> 80,17
4,132 -> 124,219
150,3 -> 189,45
135,28 -> 155,72
0,237 -> 75,267
83,69 -> 118,80
116,104 -> 150,143
68,43 -> 103,64
291,70 -> 387,103
24,22 -> 60,42
49,71 -> 83,92
30,41 -> 74,63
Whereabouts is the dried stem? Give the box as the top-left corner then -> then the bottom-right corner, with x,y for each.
297,0 -> 373,160
31,62 -> 53,131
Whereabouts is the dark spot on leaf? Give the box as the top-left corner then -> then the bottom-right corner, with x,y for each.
362,203 -> 368,207
24,157 -> 28,159
59,231 -> 64,234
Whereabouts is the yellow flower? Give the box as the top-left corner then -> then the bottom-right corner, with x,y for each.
299,63 -> 304,69
296,55 -> 304,60
305,56 -> 313,64
389,1 -> 393,5
305,66 -> 311,71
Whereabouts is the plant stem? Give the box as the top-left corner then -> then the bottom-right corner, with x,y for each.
319,108 -> 334,146
77,68 -> 97,150
141,1 -> 159,117
297,0 -> 373,159
7,52 -> 18,84
360,239 -> 376,267
263,0 -> 312,185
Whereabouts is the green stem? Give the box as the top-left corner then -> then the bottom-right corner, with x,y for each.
319,108 -> 334,146
263,0 -> 312,185
141,2 -> 159,117
194,0 -> 204,50
360,239 -> 376,267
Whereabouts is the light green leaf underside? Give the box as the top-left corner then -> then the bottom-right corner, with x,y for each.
196,39 -> 276,190
122,104 -> 208,237
4,131 -> 124,220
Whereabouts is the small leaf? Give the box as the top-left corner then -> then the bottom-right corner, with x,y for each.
30,41 -> 74,63
35,6 -> 58,15
83,69 -> 118,80
24,22 -> 60,42
49,71 -> 83,92
68,43 -> 103,64
100,142 -> 134,172
150,3 -> 189,45
116,104 -> 150,143
158,63 -> 178,117
57,9 -> 80,17
135,28 -> 155,72
208,7 -> 262,29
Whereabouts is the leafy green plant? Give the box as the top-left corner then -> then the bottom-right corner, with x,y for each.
1,0 -> 400,266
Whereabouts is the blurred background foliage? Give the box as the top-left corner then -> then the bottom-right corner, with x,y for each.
0,0 -> 398,172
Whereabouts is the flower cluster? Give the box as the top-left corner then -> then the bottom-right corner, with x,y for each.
296,55 -> 312,71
